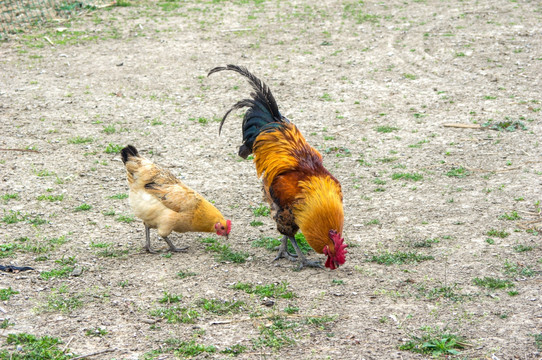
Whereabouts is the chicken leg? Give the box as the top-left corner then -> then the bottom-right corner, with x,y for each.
289,236 -> 323,270
144,225 -> 157,254
144,225 -> 188,253
162,236 -> 188,253
274,235 -> 298,262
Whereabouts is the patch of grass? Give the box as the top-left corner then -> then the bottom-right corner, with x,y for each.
90,241 -> 111,248
415,284 -> 466,302
320,93 -> 333,101
324,146 -> 351,157
2,210 -> 25,224
251,233 -> 311,255
499,211 -> 521,220
473,277 -> 514,289
45,285 -> 83,313
2,210 -> 47,225
116,214 -> 135,223
391,172 -> 423,181
290,233 -> 311,254
3,333 -> 73,360
503,260 -> 536,278
198,298 -> 245,315
283,306 -> 299,314
250,220 -> 264,226
104,143 -> 123,154
85,327 -> 108,337
177,270 -> 197,279
446,167 -> 469,178
74,203 -> 92,212
108,193 -> 128,199
533,333 -> 542,350
399,328 -> 466,356
487,229 -> 510,238
159,291 -> 183,304
378,157 -> 398,163
513,244 -> 533,252
0,243 -> 16,258
149,306 -> 200,324
375,126 -> 399,133
102,125 -> 116,134
189,117 -> 210,125
220,344 -> 247,356
201,237 -> 249,263
34,169 -> 55,177
403,73 -> 417,80
0,319 -> 14,329
68,136 -> 93,144
1,193 -> 19,203
369,251 -> 434,265
332,279 -> 344,285
90,241 -> 128,257
483,120 -> 527,132
251,236 -> 279,251
36,194 -> 64,202
253,316 -> 297,349
231,281 -> 295,299
252,205 -> 270,217
411,238 -> 440,248
170,339 -> 216,358
365,219 -> 381,225
0,287 -> 19,301
13,235 -> 68,255
40,265 -> 74,280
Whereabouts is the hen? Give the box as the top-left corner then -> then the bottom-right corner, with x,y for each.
209,65 -> 346,270
121,145 -> 231,253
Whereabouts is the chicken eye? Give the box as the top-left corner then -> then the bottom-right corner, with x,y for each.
221,226 -> 225,230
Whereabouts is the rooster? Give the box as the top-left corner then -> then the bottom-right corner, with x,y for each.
121,145 -> 231,253
208,65 -> 347,270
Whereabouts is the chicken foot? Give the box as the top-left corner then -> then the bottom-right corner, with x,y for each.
162,236 -> 188,252
144,225 -> 188,253
289,236 -> 323,270
273,235 -> 298,262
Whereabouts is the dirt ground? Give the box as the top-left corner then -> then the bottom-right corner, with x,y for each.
1,0 -> 541,359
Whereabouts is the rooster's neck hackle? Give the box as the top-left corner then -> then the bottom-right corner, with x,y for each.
253,124 -> 318,184
293,176 -> 343,254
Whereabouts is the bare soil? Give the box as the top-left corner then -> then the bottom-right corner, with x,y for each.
1,0 -> 541,359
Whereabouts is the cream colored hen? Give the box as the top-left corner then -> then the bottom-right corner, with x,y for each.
121,145 -> 231,253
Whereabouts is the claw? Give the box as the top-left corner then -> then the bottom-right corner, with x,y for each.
163,236 -> 188,253
169,245 -> 189,253
273,236 -> 298,262
144,245 -> 158,254
297,259 -> 324,270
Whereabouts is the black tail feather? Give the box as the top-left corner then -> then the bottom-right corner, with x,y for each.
121,145 -> 139,164
209,65 -> 286,158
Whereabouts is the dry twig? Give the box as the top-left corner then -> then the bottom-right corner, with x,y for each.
0,148 -> 39,153
443,123 -> 482,129
71,348 -> 116,360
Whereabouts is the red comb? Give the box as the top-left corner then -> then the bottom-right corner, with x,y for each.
325,230 -> 347,269
226,220 -> 232,235
333,234 -> 347,265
